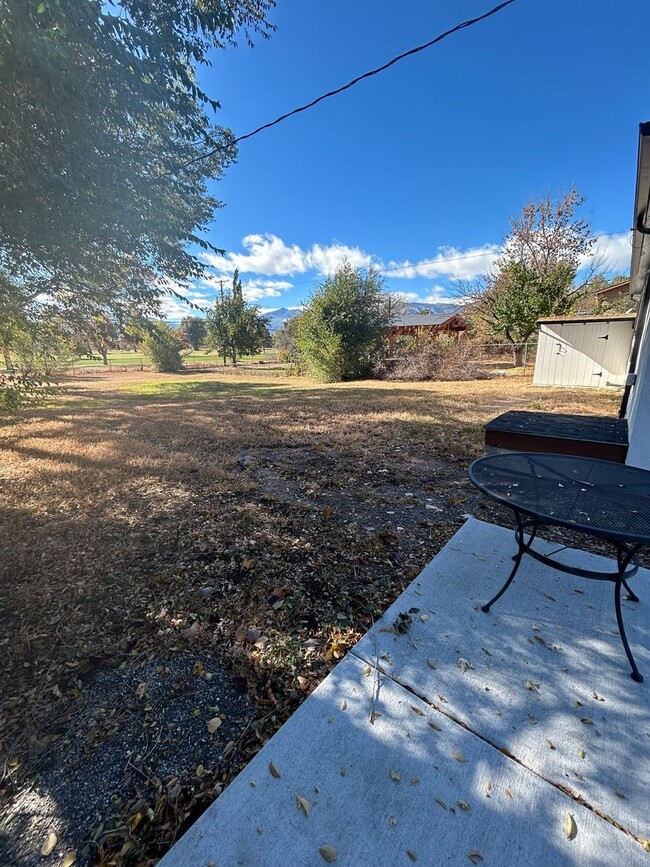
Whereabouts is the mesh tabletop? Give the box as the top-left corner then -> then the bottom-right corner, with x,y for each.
469,453 -> 650,545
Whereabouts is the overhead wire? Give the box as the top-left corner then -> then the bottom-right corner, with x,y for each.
176,0 -> 521,173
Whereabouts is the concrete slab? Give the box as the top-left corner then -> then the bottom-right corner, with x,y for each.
352,518 -> 650,844
159,654 -> 646,867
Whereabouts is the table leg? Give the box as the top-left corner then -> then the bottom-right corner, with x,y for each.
617,546 -> 640,602
614,544 -> 643,682
614,578 -> 643,683
481,512 -> 537,613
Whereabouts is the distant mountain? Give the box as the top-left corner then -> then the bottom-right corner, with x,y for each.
260,307 -> 302,332
261,301 -> 463,332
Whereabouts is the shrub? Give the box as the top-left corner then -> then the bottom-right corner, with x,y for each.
142,324 -> 183,372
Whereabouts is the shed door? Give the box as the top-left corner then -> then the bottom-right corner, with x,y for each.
547,322 -> 609,387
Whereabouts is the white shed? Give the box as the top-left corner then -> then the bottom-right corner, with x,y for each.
533,313 -> 635,388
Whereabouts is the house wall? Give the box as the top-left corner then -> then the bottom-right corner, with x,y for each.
625,302 -> 650,469
533,320 -> 634,388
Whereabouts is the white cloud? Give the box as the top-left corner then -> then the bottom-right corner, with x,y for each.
204,233 -> 375,278
582,231 -> 631,274
382,244 -> 501,281
241,278 -> 294,301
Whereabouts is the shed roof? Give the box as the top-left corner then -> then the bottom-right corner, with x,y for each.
537,313 -> 636,325
390,313 -> 463,328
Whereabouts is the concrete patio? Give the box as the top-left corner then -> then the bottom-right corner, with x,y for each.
160,518 -> 650,866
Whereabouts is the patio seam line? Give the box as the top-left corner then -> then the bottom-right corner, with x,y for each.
347,648 -> 645,851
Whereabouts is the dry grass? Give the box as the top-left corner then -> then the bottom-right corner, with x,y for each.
0,370 -> 619,863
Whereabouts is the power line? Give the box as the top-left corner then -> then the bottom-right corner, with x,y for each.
178,0 -> 520,173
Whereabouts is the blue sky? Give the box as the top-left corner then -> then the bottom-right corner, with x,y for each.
164,0 -> 647,317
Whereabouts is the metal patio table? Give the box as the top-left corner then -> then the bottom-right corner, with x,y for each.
468,452 -> 650,682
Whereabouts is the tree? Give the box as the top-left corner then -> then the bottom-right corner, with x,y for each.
142,323 -> 183,372
206,270 -> 270,363
273,317 -> 301,363
295,262 -> 390,381
0,1 -> 275,325
180,316 -> 207,351
468,190 -> 597,365
577,274 -> 635,315
77,314 -> 120,365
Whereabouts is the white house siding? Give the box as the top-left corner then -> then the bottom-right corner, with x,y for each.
626,302 -> 650,469
533,318 -> 634,388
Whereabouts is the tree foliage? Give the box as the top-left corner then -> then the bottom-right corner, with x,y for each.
295,263 -> 390,381
469,190 -> 596,364
179,316 -> 207,351
206,269 -> 270,363
0,0 -> 275,324
142,323 -> 184,372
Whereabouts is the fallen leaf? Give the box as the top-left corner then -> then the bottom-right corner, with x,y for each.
453,751 -> 466,763
505,788 -> 513,799
269,761 -> 281,778
410,705 -> 424,716
363,666 -> 372,677
578,750 -> 586,759
434,798 -> 447,809
296,795 -> 311,817
195,764 -> 205,777
458,800 -> 471,811
580,718 -> 594,726
388,816 -> 397,827
565,813 -> 577,840
614,790 -> 626,800
62,852 -> 76,867
319,844 -> 338,862
406,850 -> 418,861
389,770 -> 401,782
410,777 -> 420,785
641,839 -> 650,853
135,681 -> 146,699
545,739 -> 556,751
426,658 -> 437,670
457,658 -> 472,673
485,781 -> 492,798
468,852 -> 483,864
370,710 -> 382,724
41,831 -> 57,857
207,716 -> 222,734
428,721 -> 442,732
525,681 -> 540,692
592,691 -> 605,702
339,699 -> 347,711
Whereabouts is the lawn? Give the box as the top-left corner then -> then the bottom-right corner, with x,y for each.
69,347 -> 279,369
0,370 -> 619,864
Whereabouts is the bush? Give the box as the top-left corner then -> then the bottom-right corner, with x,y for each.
296,262 -> 389,382
377,336 -> 491,382
142,324 -> 183,372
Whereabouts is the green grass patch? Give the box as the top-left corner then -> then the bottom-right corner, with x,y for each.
118,378 -> 293,401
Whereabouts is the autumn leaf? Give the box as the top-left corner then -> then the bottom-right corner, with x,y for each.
62,852 -> 77,867
468,852 -> 483,864
406,850 -> 418,861
565,814 -> 577,840
410,705 -> 424,716
545,739 -> 556,750
269,761 -> 281,778
41,831 -> 57,857
389,770 -> 401,782
296,795 -> 311,817
319,844 -> 338,862
428,720 -> 442,732
458,800 -> 471,811
525,681 -> 540,692
426,658 -> 437,670
363,665 -> 372,677
339,699 -> 347,711
580,718 -> 594,726
207,717 -> 222,734
453,751 -> 466,763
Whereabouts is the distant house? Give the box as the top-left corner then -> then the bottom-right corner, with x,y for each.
595,279 -> 630,302
388,312 -> 466,352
